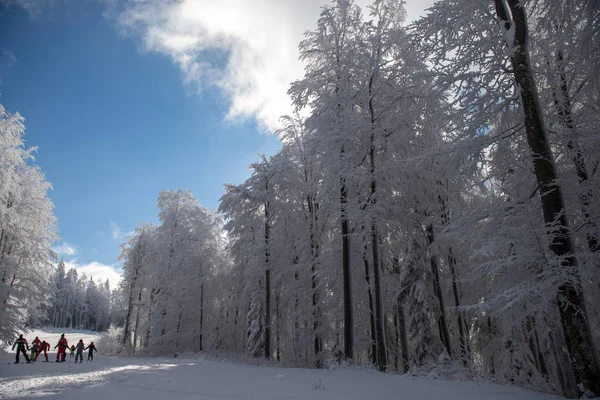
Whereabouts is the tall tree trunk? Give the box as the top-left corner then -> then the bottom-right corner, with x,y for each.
549,329 -> 578,398
307,196 -> 323,367
123,274 -> 138,347
363,252 -> 378,366
371,226 -> 386,371
397,304 -> 409,373
52,306 -> 58,328
311,268 -> 322,367
175,308 -> 183,352
393,310 -> 399,371
146,286 -> 158,348
440,194 -> 471,364
264,200 -> 271,360
199,281 -> 204,352
392,256 -> 409,373
293,266 -> 300,361
495,1 -> 600,394
426,225 -> 452,357
551,51 -> 599,256
341,168 -> 353,360
449,249 -> 470,365
533,322 -> 548,376
367,71 -> 386,371
525,316 -> 548,375
276,290 -> 281,362
133,306 -> 140,350
264,267 -> 271,360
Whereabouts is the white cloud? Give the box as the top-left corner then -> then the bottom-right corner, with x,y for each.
64,260 -> 123,289
2,49 -> 17,64
110,0 -> 434,132
52,242 -> 77,256
110,220 -> 122,240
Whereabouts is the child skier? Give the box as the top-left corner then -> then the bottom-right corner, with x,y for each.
12,334 -> 31,364
85,342 -> 98,361
39,340 -> 50,362
29,340 -> 38,361
74,339 -> 85,363
32,337 -> 42,361
70,344 -> 75,358
54,334 -> 68,362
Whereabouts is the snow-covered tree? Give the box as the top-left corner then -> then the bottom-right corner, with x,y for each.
119,190 -> 226,355
0,104 -> 58,342
412,0 -> 600,394
111,0 -> 599,395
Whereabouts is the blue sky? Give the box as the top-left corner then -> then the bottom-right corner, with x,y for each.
0,0 -> 431,286
0,1 -> 283,285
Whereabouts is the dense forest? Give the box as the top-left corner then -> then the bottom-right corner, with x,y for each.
118,0 -> 600,397
42,259 -> 125,332
1,0 -> 598,398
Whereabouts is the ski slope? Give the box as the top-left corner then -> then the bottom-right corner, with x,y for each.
0,330 -> 561,400
1,328 -> 101,354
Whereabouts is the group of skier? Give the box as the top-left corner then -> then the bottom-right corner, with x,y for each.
11,333 -> 98,364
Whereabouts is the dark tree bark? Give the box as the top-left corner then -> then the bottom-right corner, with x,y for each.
397,304 -> 409,373
426,225 -> 452,358
293,261 -> 300,360
363,253 -> 378,366
551,51 -> 599,256
495,0 -> 600,394
264,199 -> 271,360
369,164 -> 387,372
145,286 -> 158,348
367,67 -> 387,372
440,195 -> 470,364
448,249 -> 470,365
392,256 -> 410,373
199,281 -> 204,352
123,291 -> 135,347
132,289 -> 142,350
525,316 -> 548,376
393,311 -> 399,370
370,217 -> 387,370
276,290 -> 280,362
487,317 -> 496,375
341,164 -> 354,360
123,238 -> 144,348
307,195 -> 323,367
311,267 -> 323,366
549,329 -> 578,398
175,310 -> 183,351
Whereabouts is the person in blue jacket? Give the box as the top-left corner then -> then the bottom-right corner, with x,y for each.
74,339 -> 85,363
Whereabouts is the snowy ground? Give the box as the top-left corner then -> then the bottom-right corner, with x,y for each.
1,328 -> 101,355
1,330 -> 561,400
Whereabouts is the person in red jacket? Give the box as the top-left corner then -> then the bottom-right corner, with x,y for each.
54,334 -> 68,362
32,337 -> 42,361
38,340 -> 51,362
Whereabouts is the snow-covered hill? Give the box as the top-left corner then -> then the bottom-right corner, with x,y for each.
0,329 -> 560,400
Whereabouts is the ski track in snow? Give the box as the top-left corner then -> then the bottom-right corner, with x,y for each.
0,364 -> 140,399
1,330 -> 562,400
